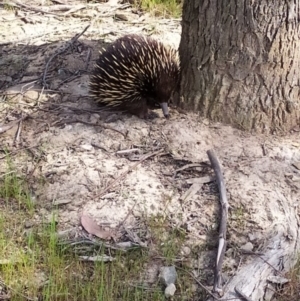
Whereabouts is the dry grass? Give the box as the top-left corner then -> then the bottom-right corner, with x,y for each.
274,258 -> 300,301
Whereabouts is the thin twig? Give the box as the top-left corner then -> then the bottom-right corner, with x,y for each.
0,116 -> 27,134
116,148 -> 141,155
95,149 -> 164,202
57,74 -> 82,87
173,163 -> 203,180
207,149 -> 229,296
175,266 -> 221,300
257,254 -> 286,276
13,114 -> 23,147
42,24 -> 90,88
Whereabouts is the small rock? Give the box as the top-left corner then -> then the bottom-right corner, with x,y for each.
24,220 -> 34,228
181,246 -> 191,256
164,283 -> 176,298
80,144 -> 93,151
24,90 -> 39,101
240,242 -> 254,252
159,266 -> 177,286
140,128 -> 149,136
248,233 -> 256,241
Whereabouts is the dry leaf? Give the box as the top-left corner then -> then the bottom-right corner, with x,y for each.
80,214 -> 114,240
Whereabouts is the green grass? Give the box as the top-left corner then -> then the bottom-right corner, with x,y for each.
0,210 -> 194,301
0,157 -> 34,212
0,160 -> 198,301
133,0 -> 183,18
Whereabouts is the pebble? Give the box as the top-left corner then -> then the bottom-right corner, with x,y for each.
241,242 -> 254,252
181,246 -> 191,256
159,266 -> 177,286
164,283 -> 176,297
80,144 -> 93,151
24,90 -> 39,101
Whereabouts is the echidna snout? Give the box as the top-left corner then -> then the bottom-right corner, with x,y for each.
89,34 -> 180,118
160,102 -> 169,118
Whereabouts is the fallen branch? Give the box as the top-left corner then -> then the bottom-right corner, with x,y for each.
42,24 -> 90,88
206,149 -> 229,296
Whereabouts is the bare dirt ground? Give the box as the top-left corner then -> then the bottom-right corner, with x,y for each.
1,1 -> 300,298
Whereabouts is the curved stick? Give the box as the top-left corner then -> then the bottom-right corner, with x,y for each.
207,149 -> 229,296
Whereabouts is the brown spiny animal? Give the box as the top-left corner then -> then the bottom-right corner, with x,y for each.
89,34 -> 180,118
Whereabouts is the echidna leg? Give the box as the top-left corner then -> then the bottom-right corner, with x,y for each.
137,103 -> 149,119
128,99 -> 149,119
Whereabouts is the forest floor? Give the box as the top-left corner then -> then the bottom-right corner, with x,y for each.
0,1 -> 300,301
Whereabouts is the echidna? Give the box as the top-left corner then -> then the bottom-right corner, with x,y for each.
89,34 -> 180,118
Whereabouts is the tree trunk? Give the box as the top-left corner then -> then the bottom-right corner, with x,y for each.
179,0 -> 300,133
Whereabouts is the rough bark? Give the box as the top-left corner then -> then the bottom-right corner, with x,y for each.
179,0 -> 300,133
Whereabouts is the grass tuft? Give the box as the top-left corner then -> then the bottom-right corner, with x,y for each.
132,0 -> 183,18
0,158 -> 34,212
